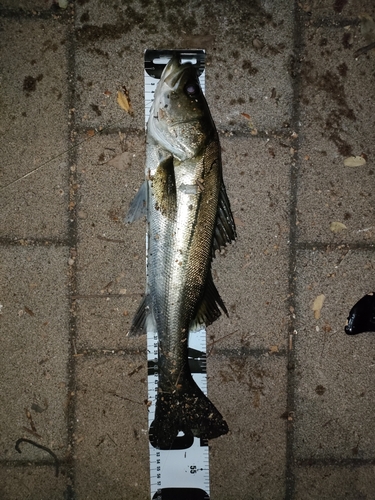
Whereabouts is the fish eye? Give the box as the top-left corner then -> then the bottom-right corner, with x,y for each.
184,82 -> 199,96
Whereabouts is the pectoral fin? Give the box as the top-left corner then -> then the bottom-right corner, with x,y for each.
125,181 -> 148,223
127,295 -> 153,336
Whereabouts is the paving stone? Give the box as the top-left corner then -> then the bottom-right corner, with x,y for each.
0,246 -> 70,462
294,464 -> 375,500
296,23 -> 375,243
208,135 -> 291,352
209,354 -> 287,500
0,17 -> 70,240
75,132 -> 144,296
294,248 -> 375,460
74,132 -> 147,353
76,297 -> 147,352
74,354 -> 149,499
74,0 -> 294,132
0,466 -> 69,500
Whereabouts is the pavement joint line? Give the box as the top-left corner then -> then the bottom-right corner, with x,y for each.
296,458 -> 375,467
65,8 -> 79,495
71,293 -> 143,299
309,17 -> 361,28
0,5 -> 361,29
74,124 -> 297,140
0,459 -> 69,470
285,2 -> 305,498
73,348 -> 148,358
209,347 -> 288,358
71,346 -> 287,359
296,242 -> 375,251
0,238 -> 70,247
0,6 -> 70,20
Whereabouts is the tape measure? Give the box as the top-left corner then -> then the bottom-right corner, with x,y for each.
144,49 -> 210,500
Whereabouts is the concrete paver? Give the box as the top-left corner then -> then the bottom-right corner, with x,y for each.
0,466 -> 68,500
75,132 -> 144,297
0,17 -> 69,240
294,248 -> 375,460
1,247 -> 70,461
294,465 -> 375,499
209,135 -> 291,351
74,355 -> 149,500
210,355 -> 287,500
74,0 -> 294,132
296,23 -> 375,244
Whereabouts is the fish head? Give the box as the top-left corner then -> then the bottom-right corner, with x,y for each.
148,56 -> 214,161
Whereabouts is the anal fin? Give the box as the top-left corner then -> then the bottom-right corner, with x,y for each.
191,271 -> 228,329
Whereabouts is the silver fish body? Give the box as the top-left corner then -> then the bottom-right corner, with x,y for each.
127,56 -> 236,449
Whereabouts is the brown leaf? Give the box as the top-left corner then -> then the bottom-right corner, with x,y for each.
117,87 -> 134,117
107,151 -> 132,170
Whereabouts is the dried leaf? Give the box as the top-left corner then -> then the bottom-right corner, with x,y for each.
108,151 -> 132,170
312,294 -> 325,319
87,129 -> 95,137
241,112 -> 251,120
343,156 -> 366,167
269,345 -> 279,353
330,221 -> 347,233
117,87 -> 134,117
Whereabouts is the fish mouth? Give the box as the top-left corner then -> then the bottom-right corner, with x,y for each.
162,56 -> 195,90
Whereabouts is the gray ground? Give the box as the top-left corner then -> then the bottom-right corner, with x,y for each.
1,0 -> 375,498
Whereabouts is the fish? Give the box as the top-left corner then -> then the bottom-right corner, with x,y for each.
126,55 -> 236,449
345,293 -> 375,335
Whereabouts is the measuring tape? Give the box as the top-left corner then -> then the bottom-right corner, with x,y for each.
144,49 -> 211,500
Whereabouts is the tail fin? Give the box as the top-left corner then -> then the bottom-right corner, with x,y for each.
149,375 -> 228,450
